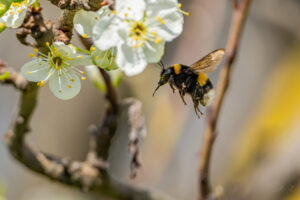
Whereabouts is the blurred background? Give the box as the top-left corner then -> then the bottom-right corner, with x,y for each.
1,0 -> 300,199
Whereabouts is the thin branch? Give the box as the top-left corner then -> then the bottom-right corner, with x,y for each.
53,9 -> 76,43
47,0 -> 110,11
0,60 -> 28,91
198,0 -> 253,199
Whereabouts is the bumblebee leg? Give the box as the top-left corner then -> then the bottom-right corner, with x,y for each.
169,83 -> 176,93
192,99 -> 204,118
179,90 -> 187,105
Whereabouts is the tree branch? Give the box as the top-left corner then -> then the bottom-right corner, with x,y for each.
198,0 -> 253,199
47,0 -> 110,11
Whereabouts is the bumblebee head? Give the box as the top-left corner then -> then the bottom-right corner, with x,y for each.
153,68 -> 172,96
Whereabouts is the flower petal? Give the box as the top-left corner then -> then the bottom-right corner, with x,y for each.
143,40 -> 165,63
74,10 -> 100,38
53,42 -> 76,57
67,54 -> 93,66
115,0 -> 145,21
1,5 -> 27,28
146,0 -> 183,41
21,59 -> 50,82
92,16 -> 122,50
49,70 -> 81,100
116,42 -> 147,76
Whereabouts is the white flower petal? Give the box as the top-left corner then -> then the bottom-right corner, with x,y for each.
74,10 -> 100,38
115,0 -> 146,21
53,42 -> 76,57
92,16 -> 122,50
146,0 -> 183,41
68,55 -> 93,66
21,59 -> 50,82
116,43 -> 147,76
143,41 -> 165,63
49,70 -> 81,100
1,6 -> 27,28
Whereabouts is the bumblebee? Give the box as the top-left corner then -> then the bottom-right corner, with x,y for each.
153,48 -> 225,118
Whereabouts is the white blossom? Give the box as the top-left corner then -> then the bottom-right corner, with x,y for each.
0,0 -> 35,28
21,42 -> 92,100
92,0 -> 186,76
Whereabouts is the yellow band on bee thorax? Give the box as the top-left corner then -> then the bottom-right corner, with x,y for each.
197,72 -> 208,86
173,64 -> 181,74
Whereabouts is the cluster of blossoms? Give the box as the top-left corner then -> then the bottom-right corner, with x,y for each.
1,0 -> 188,99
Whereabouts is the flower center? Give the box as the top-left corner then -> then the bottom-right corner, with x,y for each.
52,56 -> 63,66
130,22 -> 146,38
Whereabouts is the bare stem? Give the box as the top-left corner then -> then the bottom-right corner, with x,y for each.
198,0 -> 253,199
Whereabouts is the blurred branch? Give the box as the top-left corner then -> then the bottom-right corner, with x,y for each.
47,0 -> 112,11
0,60 -> 28,91
198,0 -> 253,199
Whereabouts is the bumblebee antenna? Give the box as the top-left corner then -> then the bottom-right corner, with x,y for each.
152,84 -> 161,96
159,60 -> 165,69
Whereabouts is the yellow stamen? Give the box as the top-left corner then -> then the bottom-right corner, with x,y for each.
46,42 -> 50,47
39,81 -> 45,87
70,78 -> 75,82
27,71 -> 31,75
68,57 -> 75,60
157,16 -> 165,24
81,77 -> 86,80
90,46 -> 95,52
68,85 -> 72,88
178,3 -> 182,8
77,55 -> 82,59
81,71 -> 85,74
34,48 -> 38,53
17,9 -> 21,14
152,31 -> 156,37
82,34 -> 87,38
133,44 -> 137,48
112,10 -> 116,15
124,12 -> 128,17
155,38 -> 162,44
29,53 -> 35,58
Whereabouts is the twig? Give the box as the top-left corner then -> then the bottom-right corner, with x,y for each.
53,9 -> 76,43
198,0 -> 253,199
47,0 -> 110,11
0,60 -> 28,91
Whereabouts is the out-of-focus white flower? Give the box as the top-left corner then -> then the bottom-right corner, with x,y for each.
21,42 -> 92,100
92,0 -> 185,76
74,5 -> 112,39
0,0 -> 35,28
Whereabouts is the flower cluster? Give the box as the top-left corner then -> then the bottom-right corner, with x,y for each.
20,0 -> 188,100
74,0 -> 187,76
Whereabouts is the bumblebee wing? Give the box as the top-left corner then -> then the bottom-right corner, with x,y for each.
189,48 -> 225,74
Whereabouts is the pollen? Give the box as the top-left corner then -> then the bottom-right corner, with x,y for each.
29,53 -> 35,58
46,42 -> 50,46
155,38 -> 162,44
133,44 -> 138,48
39,81 -> 45,87
70,78 -> 75,82
17,9 -> 21,14
90,46 -> 95,52
157,16 -> 165,24
27,71 -> 31,75
34,48 -> 39,53
81,71 -> 85,74
81,77 -> 86,80
112,10 -> 116,15
68,85 -> 72,88
152,31 -> 157,37
124,12 -> 128,17
178,3 -> 182,8
77,55 -> 82,59
82,34 -> 87,38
